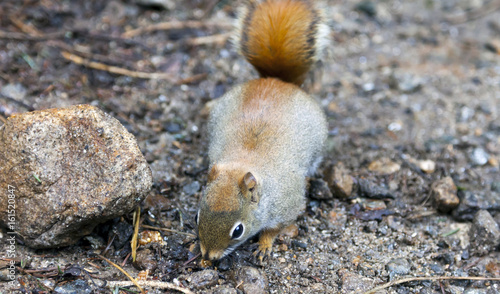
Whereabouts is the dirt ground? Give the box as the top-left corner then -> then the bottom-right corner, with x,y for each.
1,0 -> 499,293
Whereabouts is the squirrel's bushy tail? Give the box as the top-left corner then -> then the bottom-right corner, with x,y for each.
234,0 -> 329,85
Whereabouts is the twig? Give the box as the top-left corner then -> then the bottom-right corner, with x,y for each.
47,40 -> 137,68
121,252 -> 132,267
97,254 -> 145,294
406,210 -> 436,220
122,20 -> 232,38
364,276 -> 500,294
132,207 -> 140,262
0,30 -> 65,41
141,224 -> 197,238
184,32 -> 231,46
9,16 -> 43,36
0,28 -> 152,51
182,253 -> 201,267
175,73 -> 208,85
107,280 -> 195,294
61,51 -> 175,80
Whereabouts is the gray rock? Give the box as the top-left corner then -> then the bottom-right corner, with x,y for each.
469,210 -> 500,256
453,191 -> 500,221
183,181 -> 201,196
448,285 -> 465,294
355,1 -> 377,17
390,73 -> 422,93
190,269 -> 219,289
386,258 -> 411,276
308,178 -> 333,200
232,266 -> 268,294
470,148 -> 490,166
430,177 -> 460,212
464,289 -> 487,294
0,83 -> 27,100
459,106 -> 475,122
357,179 -> 395,199
491,182 -> 500,193
0,105 -> 152,248
54,279 -> 92,294
339,270 -> 378,293
210,287 -> 237,294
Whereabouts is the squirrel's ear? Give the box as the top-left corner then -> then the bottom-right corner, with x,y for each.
242,172 -> 259,203
207,165 -> 219,182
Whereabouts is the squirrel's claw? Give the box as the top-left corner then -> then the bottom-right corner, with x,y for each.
253,242 -> 273,262
253,227 -> 280,262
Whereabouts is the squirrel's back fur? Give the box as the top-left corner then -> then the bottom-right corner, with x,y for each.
234,0 -> 329,85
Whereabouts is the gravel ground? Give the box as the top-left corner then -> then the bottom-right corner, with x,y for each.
0,0 -> 499,293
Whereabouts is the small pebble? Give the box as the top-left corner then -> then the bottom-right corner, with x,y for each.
488,156 -> 499,167
328,208 -> 348,228
325,162 -> 354,199
190,269 -> 219,289
211,287 -> 238,294
355,0 -> 377,17
291,240 -> 308,249
368,157 -> 401,175
470,148 -> 489,166
360,199 -> 387,211
183,181 -> 201,196
492,182 -> 500,193
357,179 -> 395,199
448,286 -> 465,294
0,83 -> 27,100
430,177 -> 459,212
386,258 -> 411,276
459,106 -> 475,122
393,73 -> 422,93
452,191 -> 500,221
53,279 -> 92,294
133,249 -> 158,271
308,178 -> 333,200
280,224 -> 299,238
417,159 -> 436,173
338,269 -> 375,292
278,244 -> 288,252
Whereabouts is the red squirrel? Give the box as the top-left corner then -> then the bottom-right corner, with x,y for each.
197,0 -> 329,261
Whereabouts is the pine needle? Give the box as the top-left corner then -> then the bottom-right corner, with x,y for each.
97,254 -> 145,294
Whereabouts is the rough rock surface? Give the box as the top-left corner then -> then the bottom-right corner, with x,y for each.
0,105 -> 152,248
469,210 -> 500,256
189,269 -> 219,289
231,266 -> 268,294
339,269 -> 382,294
325,162 -> 354,199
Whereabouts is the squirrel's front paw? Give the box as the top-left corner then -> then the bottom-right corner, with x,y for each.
253,227 -> 282,262
253,241 -> 273,262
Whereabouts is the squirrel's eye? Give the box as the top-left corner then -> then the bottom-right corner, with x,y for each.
230,223 -> 244,239
195,211 -> 199,225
